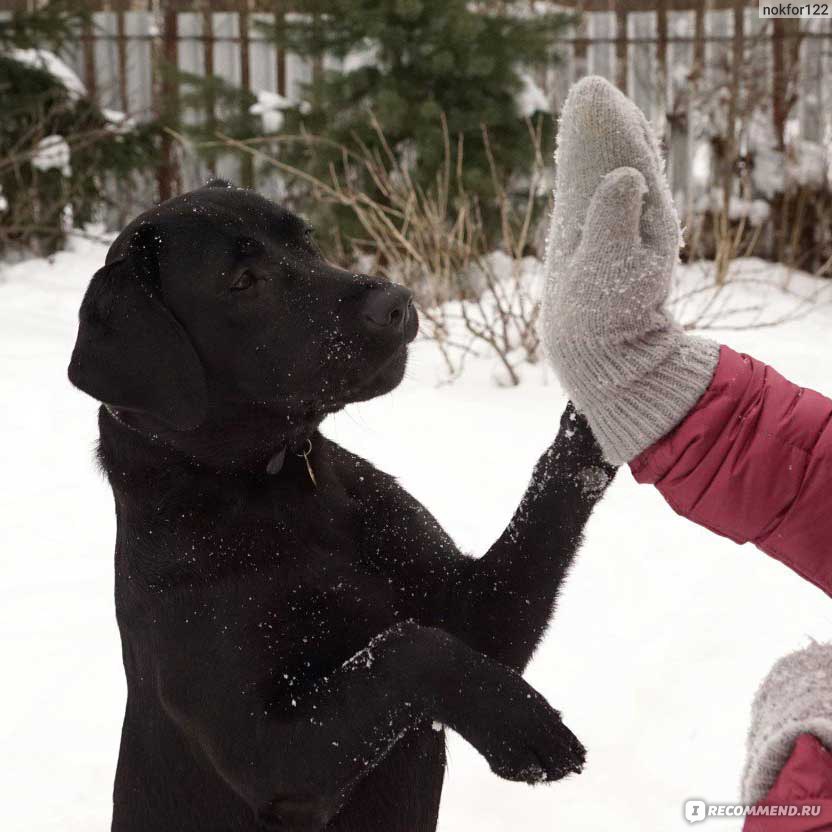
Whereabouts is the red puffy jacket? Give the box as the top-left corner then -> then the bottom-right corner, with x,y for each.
631,345 -> 832,831
631,346 -> 832,595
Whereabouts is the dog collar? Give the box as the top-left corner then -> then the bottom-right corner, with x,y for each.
105,406 -> 315,484
266,439 -> 317,488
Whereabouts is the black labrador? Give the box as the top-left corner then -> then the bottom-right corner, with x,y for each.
68,181 -> 616,832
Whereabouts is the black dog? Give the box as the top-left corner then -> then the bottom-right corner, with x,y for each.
68,181 -> 616,832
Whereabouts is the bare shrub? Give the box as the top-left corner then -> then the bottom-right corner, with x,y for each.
672,258 -> 831,333
218,114 -> 549,385
678,19 -> 832,279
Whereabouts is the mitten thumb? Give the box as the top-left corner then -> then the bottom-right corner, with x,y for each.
579,167 -> 646,257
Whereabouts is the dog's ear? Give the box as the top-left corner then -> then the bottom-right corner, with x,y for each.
68,226 -> 208,430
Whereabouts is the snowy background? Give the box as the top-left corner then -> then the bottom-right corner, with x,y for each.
2,237 -> 831,831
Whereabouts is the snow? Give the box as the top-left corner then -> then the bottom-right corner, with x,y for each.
30,134 -> 71,176
250,90 -> 291,133
2,240 -> 832,831
101,109 -> 136,135
7,48 -> 86,100
751,146 -> 785,200
691,140 -> 711,188
250,90 -> 312,133
747,111 -> 831,196
787,139 -> 828,189
694,190 -> 770,227
518,71 -> 551,117
341,41 -> 379,74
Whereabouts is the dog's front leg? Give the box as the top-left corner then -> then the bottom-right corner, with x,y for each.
156,621 -> 584,829
445,403 -> 617,671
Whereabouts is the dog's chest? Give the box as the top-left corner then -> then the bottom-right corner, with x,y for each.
135,483 -> 413,639
117,456 -> 452,698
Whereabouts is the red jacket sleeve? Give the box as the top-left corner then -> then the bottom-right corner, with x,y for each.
630,346 -> 832,597
743,734 -> 832,832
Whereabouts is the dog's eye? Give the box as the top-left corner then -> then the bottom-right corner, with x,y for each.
230,269 -> 257,292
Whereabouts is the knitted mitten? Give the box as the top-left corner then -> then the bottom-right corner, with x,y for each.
741,642 -> 832,806
542,75 -> 719,464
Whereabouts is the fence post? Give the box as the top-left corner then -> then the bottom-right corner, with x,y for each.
201,3 -> 217,177
656,0 -> 668,143
311,10 -> 323,97
692,0 -> 705,83
153,0 -> 182,202
275,1 -> 287,98
771,19 -> 791,153
81,11 -> 98,103
573,2 -> 588,82
727,0 -> 744,178
116,3 -> 129,114
771,17 -> 803,262
614,1 -> 627,93
239,0 -> 255,188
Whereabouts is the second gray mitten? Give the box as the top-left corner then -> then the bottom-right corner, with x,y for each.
742,641 -> 832,806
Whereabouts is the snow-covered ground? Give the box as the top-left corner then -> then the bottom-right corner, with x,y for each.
2,239 -> 831,832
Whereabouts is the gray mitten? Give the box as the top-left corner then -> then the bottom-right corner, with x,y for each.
742,642 -> 832,806
542,76 -> 719,464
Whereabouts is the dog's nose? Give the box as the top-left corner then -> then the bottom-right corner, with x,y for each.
362,284 -> 413,332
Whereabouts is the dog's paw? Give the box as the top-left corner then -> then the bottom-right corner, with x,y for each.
473,687 -> 586,785
576,464 -> 613,498
552,402 -> 618,480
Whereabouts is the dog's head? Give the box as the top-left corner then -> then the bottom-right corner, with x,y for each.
68,182 -> 418,439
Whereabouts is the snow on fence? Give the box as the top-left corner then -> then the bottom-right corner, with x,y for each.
2,1 -> 831,210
